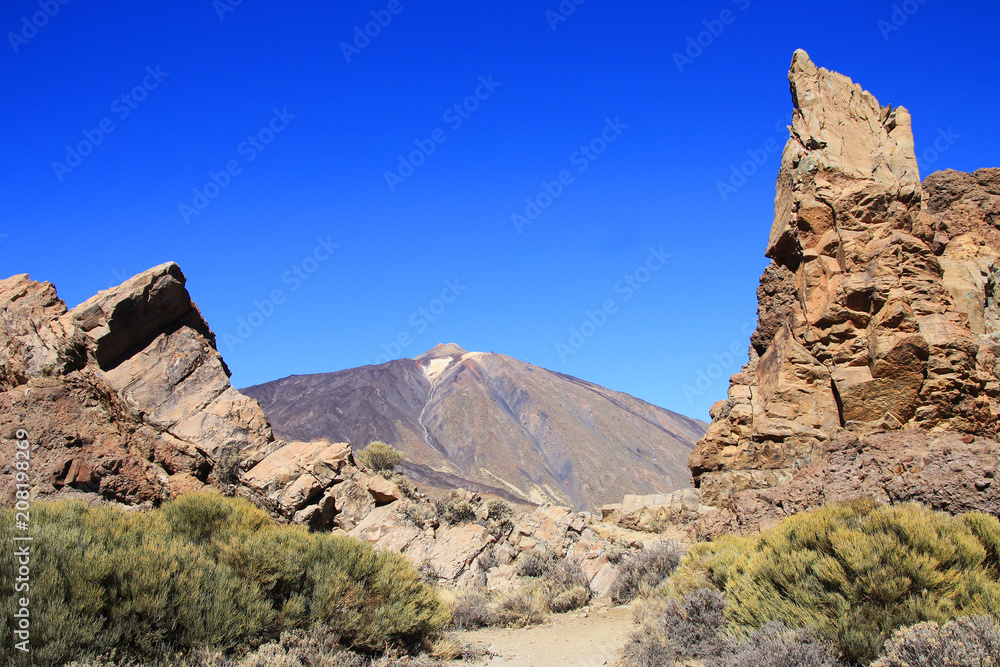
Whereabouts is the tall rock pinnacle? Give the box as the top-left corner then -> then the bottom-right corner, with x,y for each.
689,50 -> 1000,506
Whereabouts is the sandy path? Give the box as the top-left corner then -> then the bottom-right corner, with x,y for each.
461,604 -> 635,666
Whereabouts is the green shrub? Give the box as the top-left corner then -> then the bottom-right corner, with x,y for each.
161,491 -> 272,547
0,493 -> 449,666
872,616 -> 1000,667
356,441 -> 405,474
674,499 -> 1000,666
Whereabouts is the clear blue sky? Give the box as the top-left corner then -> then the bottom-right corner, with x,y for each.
2,1 -> 998,420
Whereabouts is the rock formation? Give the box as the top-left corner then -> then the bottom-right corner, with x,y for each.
1,264 -> 679,600
0,263 -> 276,503
244,343 -> 707,511
689,50 -> 999,524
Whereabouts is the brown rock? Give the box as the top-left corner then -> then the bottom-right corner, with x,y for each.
366,475 -> 404,504
690,50 -> 1000,506
333,473 -> 377,531
0,263 -> 278,507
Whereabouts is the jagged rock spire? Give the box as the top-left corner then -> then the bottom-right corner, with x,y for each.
689,50 -> 1000,506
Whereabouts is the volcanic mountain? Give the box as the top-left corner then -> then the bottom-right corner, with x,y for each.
242,343 -> 706,511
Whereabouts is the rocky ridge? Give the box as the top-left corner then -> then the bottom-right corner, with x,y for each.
687,50 -> 999,530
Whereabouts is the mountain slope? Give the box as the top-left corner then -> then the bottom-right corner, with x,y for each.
243,343 -> 706,510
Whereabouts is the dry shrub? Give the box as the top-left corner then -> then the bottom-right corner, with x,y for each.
604,539 -> 637,565
485,498 -> 513,522
494,582 -> 549,628
719,621 -> 841,667
434,493 -> 477,525
622,588 -> 726,667
449,590 -> 496,630
872,616 -> 1000,667
516,549 -> 554,577
610,540 -> 685,604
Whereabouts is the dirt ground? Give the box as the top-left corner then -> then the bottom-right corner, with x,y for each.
460,603 -> 636,666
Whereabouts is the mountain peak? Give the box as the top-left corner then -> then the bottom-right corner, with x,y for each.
414,343 -> 468,361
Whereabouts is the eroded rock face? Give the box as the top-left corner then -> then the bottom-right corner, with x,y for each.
694,430 -> 1000,538
1,263 -> 276,504
690,50 -> 1000,507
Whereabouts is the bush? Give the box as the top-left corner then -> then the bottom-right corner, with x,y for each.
516,549 -> 554,577
0,494 -> 449,666
604,539 -> 637,565
400,501 -> 436,528
610,540 -> 685,604
720,621 -> 842,667
212,447 -> 244,486
494,583 -> 549,628
449,590 -> 496,630
485,499 -> 513,522
356,441 -> 406,474
674,499 -> 1000,665
435,494 -> 477,525
872,616 -> 1000,667
477,548 -> 499,571
621,588 -> 727,667
550,585 -> 588,613
390,474 -> 420,500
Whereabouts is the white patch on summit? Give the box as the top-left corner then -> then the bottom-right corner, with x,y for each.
421,357 -> 453,382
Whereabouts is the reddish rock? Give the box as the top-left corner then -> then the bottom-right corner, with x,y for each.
690,50 -> 1000,508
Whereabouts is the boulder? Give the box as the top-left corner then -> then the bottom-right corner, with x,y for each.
0,263 -> 277,506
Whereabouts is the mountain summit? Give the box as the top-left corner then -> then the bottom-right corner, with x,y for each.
243,345 -> 706,511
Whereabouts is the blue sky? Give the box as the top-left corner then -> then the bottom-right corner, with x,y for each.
2,0 -> 998,421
